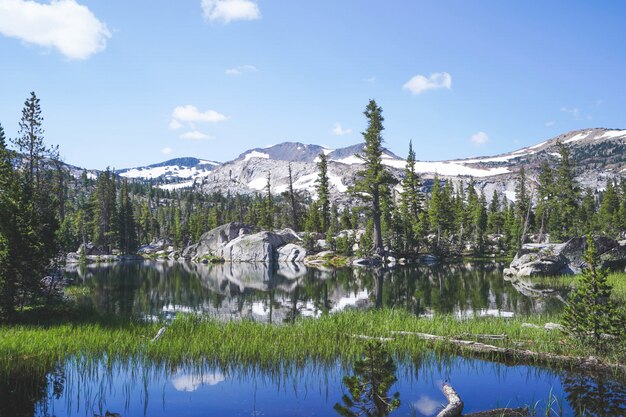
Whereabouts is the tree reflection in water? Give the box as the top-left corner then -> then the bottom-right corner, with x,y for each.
562,372 -> 626,417
335,341 -> 400,417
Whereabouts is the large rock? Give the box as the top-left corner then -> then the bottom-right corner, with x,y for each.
504,236 -> 626,277
183,223 -> 306,263
276,243 -> 306,263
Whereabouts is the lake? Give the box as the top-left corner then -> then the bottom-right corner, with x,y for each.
63,260 -> 566,321
2,261 -> 623,417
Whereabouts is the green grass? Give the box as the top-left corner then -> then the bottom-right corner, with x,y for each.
1,306 -> 624,374
528,272 -> 626,302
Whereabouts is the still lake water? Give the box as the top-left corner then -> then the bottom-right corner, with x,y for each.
63,260 -> 565,321
2,261 -> 624,416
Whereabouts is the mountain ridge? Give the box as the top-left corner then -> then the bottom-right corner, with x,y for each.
113,128 -> 626,200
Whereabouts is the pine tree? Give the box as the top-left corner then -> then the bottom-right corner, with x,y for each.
117,179 -> 137,254
598,179 -> 619,236
92,169 -> 117,252
261,171 -> 274,230
351,100 -> 396,255
0,123 -> 17,317
554,141 -> 580,240
316,152 -> 331,232
287,163 -> 300,230
399,140 -> 423,252
562,236 -> 624,348
514,166 -> 532,248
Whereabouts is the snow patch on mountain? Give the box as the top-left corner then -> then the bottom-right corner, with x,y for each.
244,151 -> 270,161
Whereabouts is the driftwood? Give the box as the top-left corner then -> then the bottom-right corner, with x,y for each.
459,333 -> 507,340
151,326 -> 166,342
436,383 -> 463,417
464,408 -> 529,417
391,331 -> 626,374
349,334 -> 394,342
436,383 -> 529,417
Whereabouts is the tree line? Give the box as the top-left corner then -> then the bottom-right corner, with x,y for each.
2,93 -> 626,318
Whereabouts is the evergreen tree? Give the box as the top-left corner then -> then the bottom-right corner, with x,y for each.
554,141 -> 580,239
287,163 -> 300,230
117,179 -> 137,254
598,179 -> 619,236
92,169 -> 117,252
316,152 -> 331,232
399,140 -> 423,252
487,190 -> 503,235
562,236 -> 624,348
514,166 -> 532,248
261,172 -> 274,230
351,100 -> 396,255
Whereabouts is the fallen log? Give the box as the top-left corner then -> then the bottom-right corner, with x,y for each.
463,408 -> 529,417
390,331 -> 626,374
151,326 -> 166,342
436,383 -> 463,417
459,333 -> 507,340
348,334 -> 394,342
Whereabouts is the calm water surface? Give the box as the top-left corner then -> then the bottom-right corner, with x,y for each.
3,354 -> 624,417
63,260 -> 565,321
2,261 -> 622,417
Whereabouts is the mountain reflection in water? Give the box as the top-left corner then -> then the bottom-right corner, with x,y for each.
63,260 -> 566,321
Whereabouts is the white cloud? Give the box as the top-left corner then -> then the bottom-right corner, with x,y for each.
161,147 -> 173,155
333,123 -> 352,136
171,372 -> 225,392
225,64 -> 258,75
0,0 -> 111,60
364,76 -> 376,83
180,130 -> 211,140
201,0 -> 260,24
412,395 -> 441,416
403,72 -> 452,95
172,105 -> 228,123
545,121 -> 556,127
169,119 -> 183,130
470,131 -> 489,145
560,106 -> 581,120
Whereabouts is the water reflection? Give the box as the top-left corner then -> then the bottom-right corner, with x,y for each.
335,341 -> 400,417
64,261 -> 565,321
2,355 -> 624,417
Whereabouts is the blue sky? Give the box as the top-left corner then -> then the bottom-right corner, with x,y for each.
0,0 -> 624,170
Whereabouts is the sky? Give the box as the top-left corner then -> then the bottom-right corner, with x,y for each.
0,0 -> 625,170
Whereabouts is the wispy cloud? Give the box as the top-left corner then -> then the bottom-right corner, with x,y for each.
545,121 -> 556,127
180,130 -> 211,140
332,123 -> 352,136
403,72 -> 452,95
169,119 -> 183,130
225,64 -> 258,75
470,131 -> 489,145
0,0 -> 111,60
201,0 -> 260,24
171,105 -> 228,123
560,106 -> 581,119
364,76 -> 376,83
161,147 -> 174,155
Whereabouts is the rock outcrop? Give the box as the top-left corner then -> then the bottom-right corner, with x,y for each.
183,223 -> 306,263
504,236 -> 626,277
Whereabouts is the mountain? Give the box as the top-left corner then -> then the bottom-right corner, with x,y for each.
113,128 -> 626,202
116,157 -> 220,189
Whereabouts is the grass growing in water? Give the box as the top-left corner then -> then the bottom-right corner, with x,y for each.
1,305 -> 624,374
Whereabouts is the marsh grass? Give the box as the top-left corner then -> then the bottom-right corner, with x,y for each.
529,272 -> 626,303
2,306 -> 624,375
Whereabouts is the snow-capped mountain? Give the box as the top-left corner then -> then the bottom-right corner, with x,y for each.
112,128 -> 626,202
116,157 -> 220,189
